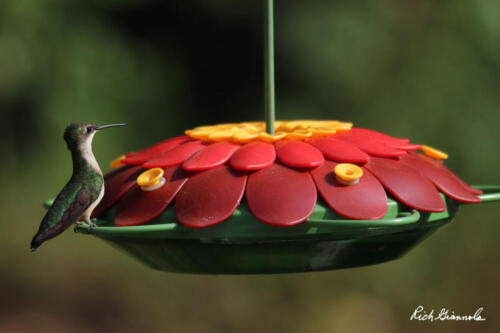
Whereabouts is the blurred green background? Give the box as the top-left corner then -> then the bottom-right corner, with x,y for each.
1,0 -> 499,332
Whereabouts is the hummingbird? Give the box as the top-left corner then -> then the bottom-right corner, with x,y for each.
30,122 -> 126,251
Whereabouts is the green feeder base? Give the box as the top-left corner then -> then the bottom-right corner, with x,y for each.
72,186 -> 500,274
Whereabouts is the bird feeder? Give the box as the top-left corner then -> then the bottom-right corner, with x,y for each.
69,1 -> 500,273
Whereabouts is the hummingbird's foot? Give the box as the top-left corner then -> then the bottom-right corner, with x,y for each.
84,218 -> 97,228
74,221 -> 83,233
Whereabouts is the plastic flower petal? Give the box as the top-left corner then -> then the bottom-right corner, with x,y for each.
122,136 -> 191,165
143,140 -> 207,168
230,142 -> 276,171
182,142 -> 240,171
365,157 -> 446,212
275,140 -> 324,168
91,165 -> 143,218
306,137 -> 369,163
400,153 -> 480,203
175,165 -> 247,228
311,160 -> 387,220
115,166 -> 188,226
246,163 -> 317,226
336,131 -> 407,157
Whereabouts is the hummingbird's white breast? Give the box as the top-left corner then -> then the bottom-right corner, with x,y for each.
79,132 -> 103,175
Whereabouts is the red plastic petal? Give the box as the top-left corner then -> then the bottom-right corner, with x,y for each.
449,172 -> 483,195
350,128 -> 409,145
336,132 -> 406,158
182,142 -> 240,171
175,165 -> 247,228
143,141 -> 207,168
311,160 -> 387,219
400,154 -> 481,203
230,142 -> 276,171
114,166 -> 189,226
275,140 -> 324,168
412,153 -> 482,195
389,143 -> 421,151
91,166 -> 143,218
352,129 -> 420,152
365,157 -> 445,212
306,137 -> 370,163
246,163 -> 317,226
122,136 -> 191,165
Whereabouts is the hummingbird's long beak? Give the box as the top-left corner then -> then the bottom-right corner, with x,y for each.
96,123 -> 127,130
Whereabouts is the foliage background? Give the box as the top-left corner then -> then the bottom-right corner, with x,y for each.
1,0 -> 499,332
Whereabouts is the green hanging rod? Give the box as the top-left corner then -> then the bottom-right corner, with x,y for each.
264,0 -> 275,134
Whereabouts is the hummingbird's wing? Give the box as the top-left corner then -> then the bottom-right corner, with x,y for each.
31,180 -> 99,250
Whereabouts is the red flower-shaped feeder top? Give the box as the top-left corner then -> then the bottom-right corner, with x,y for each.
92,121 -> 481,228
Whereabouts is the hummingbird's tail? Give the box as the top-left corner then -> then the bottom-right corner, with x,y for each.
30,220 -> 65,252
30,235 -> 41,252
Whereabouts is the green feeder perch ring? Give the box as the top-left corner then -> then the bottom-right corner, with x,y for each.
71,186 -> 500,274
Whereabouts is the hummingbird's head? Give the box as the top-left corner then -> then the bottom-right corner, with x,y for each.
63,122 -> 126,150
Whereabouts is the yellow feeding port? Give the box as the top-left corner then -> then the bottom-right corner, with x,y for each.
334,163 -> 363,185
137,168 -> 164,187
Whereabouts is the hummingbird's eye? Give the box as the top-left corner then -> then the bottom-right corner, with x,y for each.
86,126 -> 93,133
